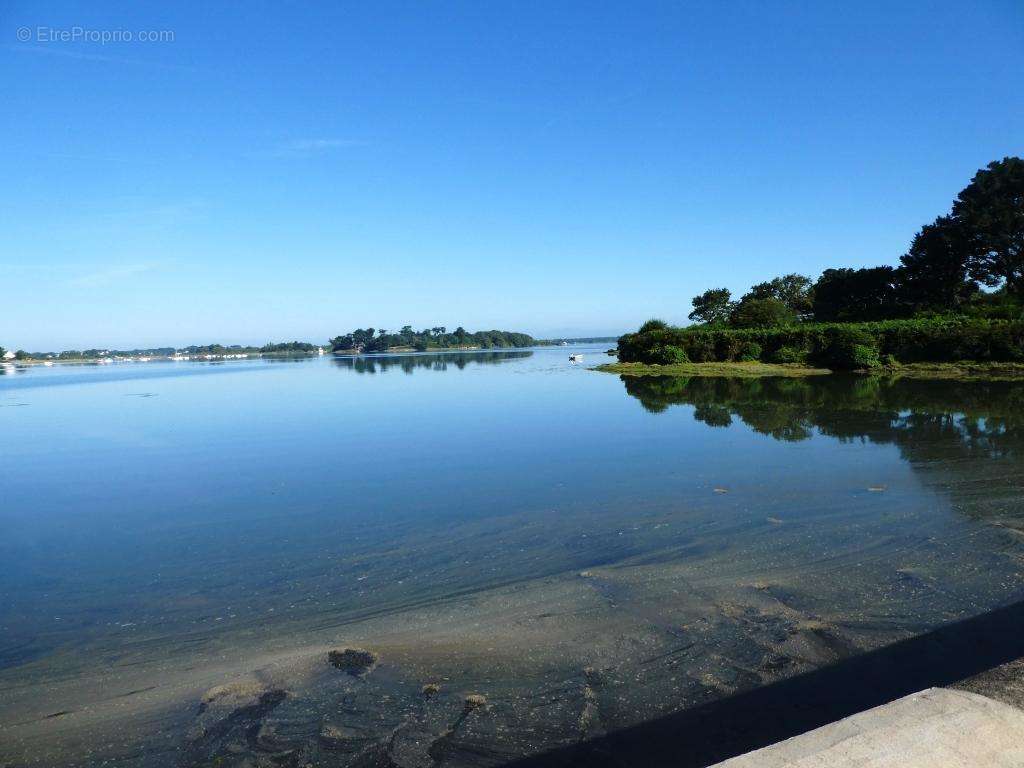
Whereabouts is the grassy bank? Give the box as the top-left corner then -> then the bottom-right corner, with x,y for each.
598,359 -> 1024,381
597,361 -> 831,377
871,362 -> 1024,381
617,318 -> 1024,371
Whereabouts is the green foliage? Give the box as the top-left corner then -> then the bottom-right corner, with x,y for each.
812,267 -> 903,322
688,288 -> 733,325
961,289 -> 1024,320
329,326 -> 535,353
729,298 -> 798,329
770,345 -> 808,364
638,318 -> 669,333
646,344 -> 690,364
738,342 -> 762,362
679,158 -> 1020,324
900,216 -> 976,311
260,341 -> 318,353
742,274 -> 814,315
618,317 -> 1024,371
953,156 -> 1024,294
818,327 -> 881,369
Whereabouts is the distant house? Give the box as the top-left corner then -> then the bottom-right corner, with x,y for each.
2,350 -> 15,361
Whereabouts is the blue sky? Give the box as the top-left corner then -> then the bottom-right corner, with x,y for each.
3,1 -> 1023,349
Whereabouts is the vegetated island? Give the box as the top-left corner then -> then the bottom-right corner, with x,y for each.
599,156 -> 1024,380
328,326 -> 535,353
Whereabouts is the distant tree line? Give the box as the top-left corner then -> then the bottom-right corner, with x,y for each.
685,157 -> 1023,329
7,343 -> 322,360
537,336 -> 619,345
329,326 -> 535,352
259,341 -> 319,353
3,329 -> 539,361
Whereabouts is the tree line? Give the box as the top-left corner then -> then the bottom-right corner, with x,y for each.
0,329 -> 539,361
329,326 -> 535,352
686,157 -> 1023,329
0,343 -> 320,361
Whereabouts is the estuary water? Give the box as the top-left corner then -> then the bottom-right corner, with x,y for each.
2,347 -> 1023,767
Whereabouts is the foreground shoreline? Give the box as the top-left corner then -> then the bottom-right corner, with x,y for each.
597,360 -> 1024,380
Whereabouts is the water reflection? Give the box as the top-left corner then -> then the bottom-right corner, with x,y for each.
331,349 -> 533,374
621,374 -> 1024,525
5,357 -> 1024,767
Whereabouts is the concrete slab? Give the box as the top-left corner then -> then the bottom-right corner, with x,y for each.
712,688 -> 1024,768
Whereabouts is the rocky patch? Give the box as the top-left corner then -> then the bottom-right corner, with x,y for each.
328,647 -> 379,676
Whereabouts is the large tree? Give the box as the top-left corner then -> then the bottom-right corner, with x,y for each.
742,274 -> 814,315
812,267 -> 902,322
688,288 -> 733,325
899,215 -> 977,310
953,156 -> 1024,294
729,298 -> 797,328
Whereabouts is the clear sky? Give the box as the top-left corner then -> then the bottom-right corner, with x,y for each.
3,1 -> 1023,349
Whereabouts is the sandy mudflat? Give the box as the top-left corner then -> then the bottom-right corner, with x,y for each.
5,515 -> 1020,768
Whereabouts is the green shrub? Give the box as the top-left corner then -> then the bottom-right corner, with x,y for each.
638,318 -> 669,333
687,333 -> 717,363
770,345 -> 807,364
817,327 -> 880,370
714,334 -> 745,361
850,344 -> 882,369
738,342 -> 762,362
647,344 -> 689,364
729,298 -> 798,329
617,317 -> 1024,369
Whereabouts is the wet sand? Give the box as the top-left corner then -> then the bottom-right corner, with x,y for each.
3,503 -> 1022,768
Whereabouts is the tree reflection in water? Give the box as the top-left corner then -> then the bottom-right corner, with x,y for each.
332,349 -> 533,374
621,374 -> 1024,526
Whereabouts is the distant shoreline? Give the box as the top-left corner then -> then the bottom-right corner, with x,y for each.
3,343 -> 613,369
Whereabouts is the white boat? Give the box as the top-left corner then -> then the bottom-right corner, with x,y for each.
569,353 -> 583,363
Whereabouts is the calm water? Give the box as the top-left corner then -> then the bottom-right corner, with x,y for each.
2,348 -> 1024,767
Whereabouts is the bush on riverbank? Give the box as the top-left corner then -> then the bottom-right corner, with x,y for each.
617,318 -> 1024,370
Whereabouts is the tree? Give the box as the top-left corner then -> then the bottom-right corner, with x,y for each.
729,298 -> 797,328
953,157 -> 1024,294
638,318 -> 669,333
0,346 -> 5,359
742,274 -> 814,315
812,267 -> 902,322
899,215 -> 977,310
688,288 -> 733,325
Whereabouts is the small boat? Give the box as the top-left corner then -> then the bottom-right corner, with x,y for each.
569,353 -> 583,363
